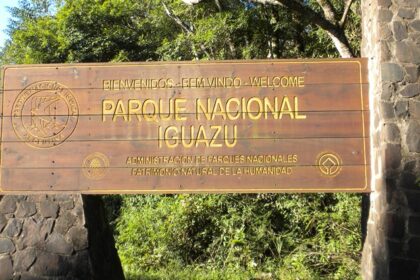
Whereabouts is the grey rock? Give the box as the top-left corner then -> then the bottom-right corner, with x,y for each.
387,186 -> 406,209
380,101 -> 395,119
39,201 -> 59,219
32,213 -> 44,224
388,240 -> 403,257
378,9 -> 393,22
386,213 -> 405,239
379,24 -> 392,39
414,34 -> 420,44
27,195 -> 47,203
403,161 -> 417,173
409,100 -> 420,118
16,217 -> 54,251
45,233 -> 73,255
399,172 -> 417,190
394,101 -> 409,118
0,214 -> 7,232
410,20 -> 420,32
15,201 -> 37,218
68,226 -> 88,251
0,196 -> 17,214
384,144 -> 402,170
74,205 -> 86,226
0,255 -> 13,280
407,237 -> 420,260
60,200 -> 75,210
380,41 -> 391,61
55,212 -> 77,235
395,41 -> 411,63
399,84 -> 419,98
382,83 -> 395,100
69,250 -> 91,279
53,194 -> 75,202
392,21 -> 407,41
406,121 -> 420,152
410,43 -> 420,64
405,65 -> 418,83
18,273 -> 45,280
389,258 -> 419,279
40,219 -> 55,238
393,0 -> 418,7
5,218 -> 23,238
398,8 -> 415,19
383,123 -> 400,143
15,196 -> 27,202
409,216 -> 420,235
20,274 -> 76,280
378,0 -> 391,7
18,219 -> 43,249
0,237 -> 15,254
381,63 -> 404,82
4,214 -> 13,219
30,251 -> 71,277
407,193 -> 420,213
395,41 -> 420,64
14,247 -> 37,272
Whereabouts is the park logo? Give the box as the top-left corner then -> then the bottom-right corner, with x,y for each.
316,152 -> 343,177
12,81 -> 79,148
82,152 -> 110,180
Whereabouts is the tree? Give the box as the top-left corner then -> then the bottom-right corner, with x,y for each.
181,0 -> 359,57
1,0 -> 64,63
1,0 -> 361,64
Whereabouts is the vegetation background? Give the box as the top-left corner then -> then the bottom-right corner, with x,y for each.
1,0 -> 363,279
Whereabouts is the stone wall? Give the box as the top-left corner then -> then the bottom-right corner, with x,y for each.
0,195 -> 124,280
361,0 -> 420,279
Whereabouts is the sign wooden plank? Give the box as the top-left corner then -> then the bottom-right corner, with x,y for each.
0,59 -> 370,193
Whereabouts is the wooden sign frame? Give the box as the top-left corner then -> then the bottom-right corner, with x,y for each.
0,59 -> 370,193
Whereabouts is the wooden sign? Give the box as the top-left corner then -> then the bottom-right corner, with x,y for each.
0,59 -> 370,193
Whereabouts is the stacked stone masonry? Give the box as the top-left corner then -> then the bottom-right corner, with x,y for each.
362,0 -> 420,279
0,195 -> 90,279
0,195 -> 124,280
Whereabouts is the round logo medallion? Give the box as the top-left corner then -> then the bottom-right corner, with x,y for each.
82,152 -> 110,180
12,81 -> 79,148
316,152 -> 343,177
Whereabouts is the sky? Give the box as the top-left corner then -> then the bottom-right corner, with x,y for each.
0,0 -> 20,48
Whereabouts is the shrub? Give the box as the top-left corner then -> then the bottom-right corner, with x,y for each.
115,193 -> 362,279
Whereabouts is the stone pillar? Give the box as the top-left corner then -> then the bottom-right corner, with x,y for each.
361,0 -> 420,279
0,195 -> 124,279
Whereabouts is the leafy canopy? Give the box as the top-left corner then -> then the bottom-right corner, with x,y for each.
1,0 -> 361,64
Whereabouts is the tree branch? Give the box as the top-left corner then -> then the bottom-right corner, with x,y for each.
316,0 -> 337,23
339,0 -> 354,28
181,0 -> 355,57
253,0 -> 339,38
162,2 -> 193,34
251,0 -> 355,57
163,2 -> 213,59
215,0 -> 222,12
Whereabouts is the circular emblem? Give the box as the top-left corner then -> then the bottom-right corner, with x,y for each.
12,81 -> 79,148
316,152 -> 343,177
82,152 -> 110,180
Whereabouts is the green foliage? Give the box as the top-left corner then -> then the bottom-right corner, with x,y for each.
1,0 -> 64,63
116,194 -> 362,279
1,0 -> 362,64
124,266 -> 254,280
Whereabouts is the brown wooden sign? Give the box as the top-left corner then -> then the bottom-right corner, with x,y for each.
0,59 -> 370,193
